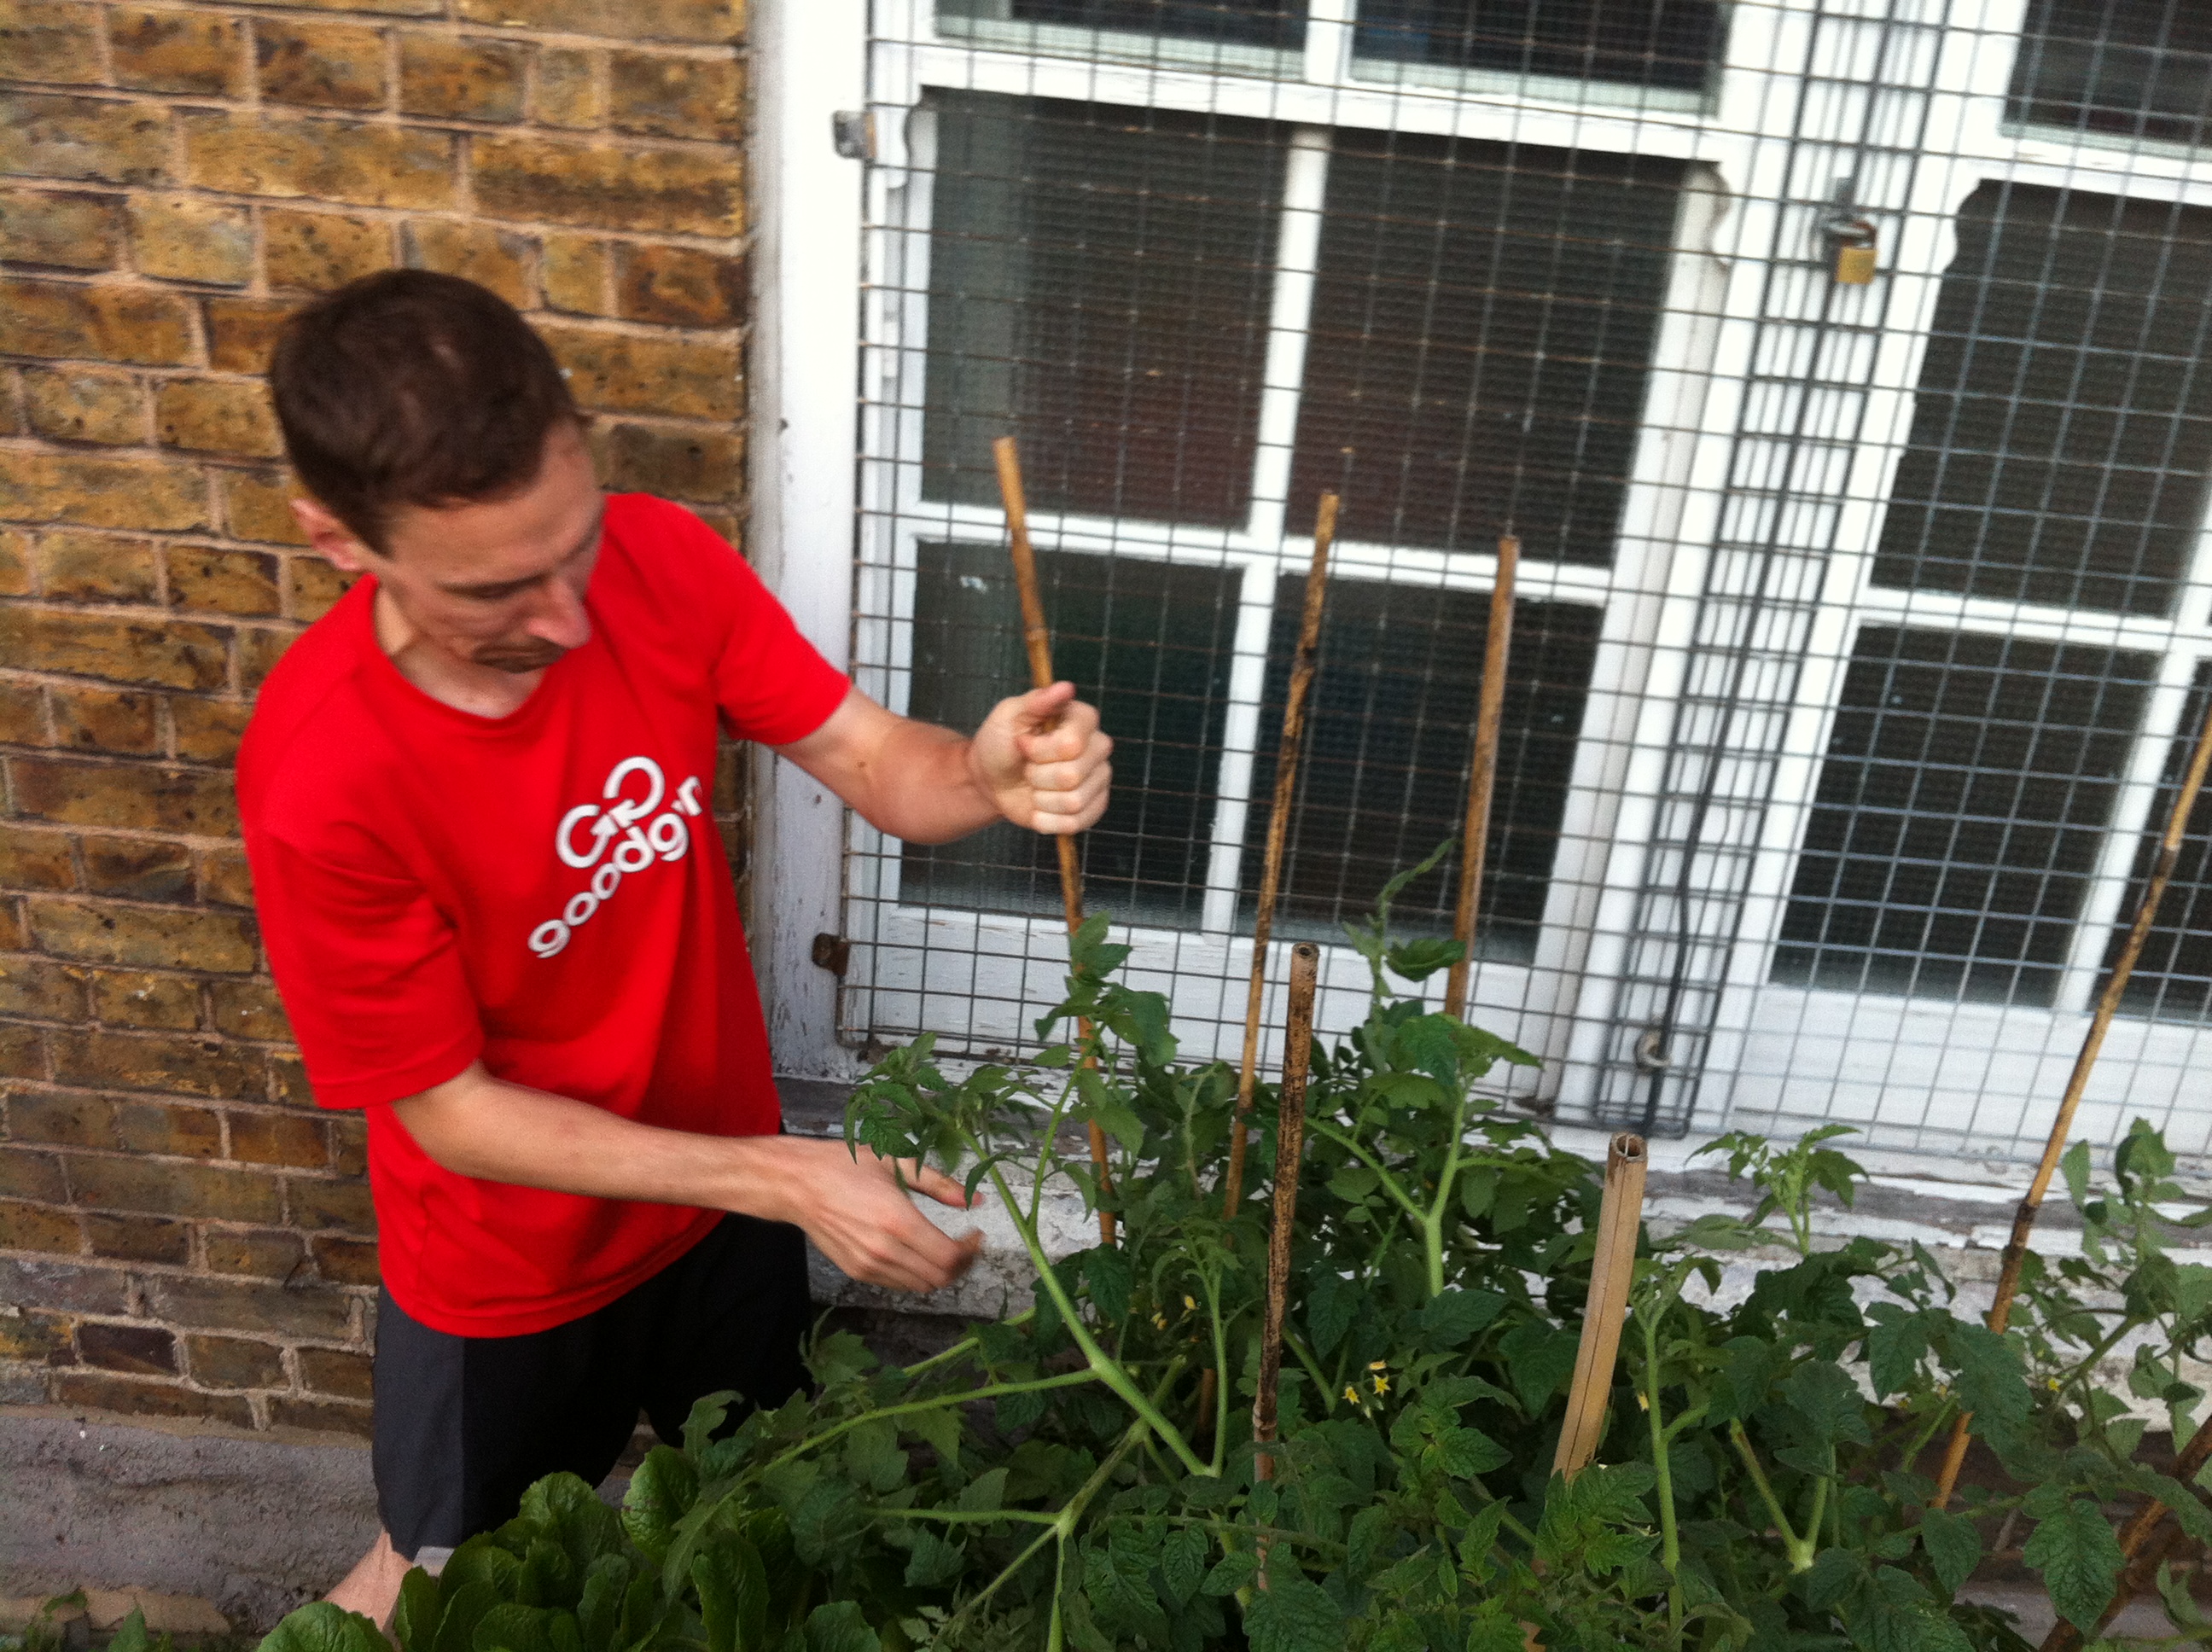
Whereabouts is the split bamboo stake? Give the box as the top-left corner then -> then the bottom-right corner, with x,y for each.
1254,941 -> 1323,1485
1220,493 -> 1338,1218
1931,685 -> 2212,1508
1444,535 -> 1520,1022
2039,1405 -> 2212,1652
993,435 -> 1115,1249
1552,1132 -> 1649,1480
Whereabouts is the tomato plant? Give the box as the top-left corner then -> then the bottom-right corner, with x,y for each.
263,879 -> 2212,1652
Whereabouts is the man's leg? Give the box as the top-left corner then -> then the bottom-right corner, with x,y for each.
635,1213 -> 813,1442
356,1287 -> 639,1620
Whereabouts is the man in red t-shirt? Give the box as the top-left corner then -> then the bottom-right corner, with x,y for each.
237,271 -> 1111,1621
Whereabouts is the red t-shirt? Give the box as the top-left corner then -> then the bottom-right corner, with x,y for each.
237,495 -> 848,1336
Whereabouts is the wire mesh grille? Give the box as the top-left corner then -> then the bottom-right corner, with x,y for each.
835,0 -> 2212,1164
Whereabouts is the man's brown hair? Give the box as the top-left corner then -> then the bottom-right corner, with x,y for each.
270,270 -> 582,552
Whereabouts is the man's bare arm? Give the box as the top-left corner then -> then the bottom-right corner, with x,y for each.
776,683 -> 1110,846
389,1062 -> 982,1294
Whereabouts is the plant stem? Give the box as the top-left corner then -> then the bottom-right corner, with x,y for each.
984,1160 -> 1215,1476
758,1370 -> 1100,1480
875,1507 -> 1062,1527
1729,1420 -> 1813,1572
1202,1271 -> 1230,1475
1641,1309 -> 1684,1647
1307,1120 -> 1427,1228
1418,1090 -> 1471,1298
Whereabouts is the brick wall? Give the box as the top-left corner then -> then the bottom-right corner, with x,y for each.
0,0 -> 750,1435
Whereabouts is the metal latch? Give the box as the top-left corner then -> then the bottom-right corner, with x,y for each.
812,933 -> 852,976
831,110 -> 876,161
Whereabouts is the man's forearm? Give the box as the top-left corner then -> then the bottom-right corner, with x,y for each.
390,1066 -> 783,1217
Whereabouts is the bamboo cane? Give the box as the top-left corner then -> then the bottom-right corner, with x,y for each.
1931,685 -> 2212,1508
2038,1408 -> 2212,1652
1553,1133 -> 1649,1480
1254,942 -> 1323,1485
1443,535 -> 1520,1023
1220,494 -> 1338,1218
993,436 -> 1115,1249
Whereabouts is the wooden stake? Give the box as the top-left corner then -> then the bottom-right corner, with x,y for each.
1553,1133 -> 1648,1480
1931,685 -> 2212,1507
1221,494 -> 1338,1218
1253,942 -> 1322,1483
993,436 -> 1115,1249
2038,1407 -> 2212,1652
1443,536 -> 1520,1023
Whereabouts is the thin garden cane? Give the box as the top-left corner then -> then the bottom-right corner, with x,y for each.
1931,683 -> 2212,1509
992,435 -> 1115,1248
1220,492 -> 1338,1218
2038,1406 -> 2212,1652
1553,1132 -> 1648,1480
1253,941 -> 1323,1486
1442,534 -> 1520,1022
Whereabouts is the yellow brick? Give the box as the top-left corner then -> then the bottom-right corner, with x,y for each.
403,218 -> 530,307
219,468 -> 309,545
129,195 -> 254,287
109,6 -> 247,96
49,682 -> 160,752
34,530 -> 160,603
265,206 -> 392,293
182,111 -> 454,210
166,544 -> 282,616
172,695 -> 254,762
472,133 -> 736,236
203,296 -> 300,374
398,34 -> 525,122
608,50 -> 741,143
455,0 -> 736,44
0,185 -> 123,270
0,451 -> 212,533
539,320 -> 738,419
284,555 -> 354,621
0,92 -> 172,186
255,18 -> 388,112
530,48 -> 602,130
540,232 -> 609,313
21,367 -> 148,446
0,277 -> 195,365
1,0 -> 105,85
155,379 -> 283,459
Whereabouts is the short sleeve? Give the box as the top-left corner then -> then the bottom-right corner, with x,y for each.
693,526 -> 849,745
247,829 -> 486,1111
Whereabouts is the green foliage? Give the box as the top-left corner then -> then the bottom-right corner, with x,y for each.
256,862 -> 2212,1652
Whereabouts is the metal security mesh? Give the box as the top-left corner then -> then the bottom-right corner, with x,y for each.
836,0 -> 2212,1164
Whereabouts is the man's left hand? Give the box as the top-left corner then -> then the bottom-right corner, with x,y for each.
968,681 -> 1112,835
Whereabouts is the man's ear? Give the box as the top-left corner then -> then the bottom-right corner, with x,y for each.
291,497 -> 380,574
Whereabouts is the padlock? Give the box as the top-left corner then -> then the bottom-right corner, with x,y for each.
1836,241 -> 1877,283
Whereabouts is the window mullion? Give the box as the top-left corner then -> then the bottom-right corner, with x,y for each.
1246,125 -> 1331,545
1202,560 -> 1285,934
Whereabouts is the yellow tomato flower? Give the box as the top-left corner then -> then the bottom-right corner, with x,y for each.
1343,1385 -> 1359,1405
1372,1373 -> 1390,1395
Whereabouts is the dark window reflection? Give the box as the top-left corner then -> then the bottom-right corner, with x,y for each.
2107,665 -> 2212,1022
2009,0 -> 2212,149
1356,0 -> 1724,94
922,92 -> 1284,526
955,0 -> 1305,49
1241,576 -> 1603,963
1775,627 -> 2154,1007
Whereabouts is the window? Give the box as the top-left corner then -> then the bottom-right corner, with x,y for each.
1871,183 -> 2212,617
1289,131 -> 1685,563
1773,628 -> 2155,1007
2009,0 -> 2212,150
1354,0 -> 1725,96
2107,666 -> 2212,1021
1242,581 -> 1603,961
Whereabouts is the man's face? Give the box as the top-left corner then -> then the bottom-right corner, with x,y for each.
294,421 -> 605,676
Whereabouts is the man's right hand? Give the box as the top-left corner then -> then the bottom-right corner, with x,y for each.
740,1136 -> 985,1294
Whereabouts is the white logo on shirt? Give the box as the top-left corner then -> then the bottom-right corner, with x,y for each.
527,756 -> 705,958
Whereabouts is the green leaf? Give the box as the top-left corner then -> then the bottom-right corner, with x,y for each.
1383,937 -> 1464,984
800,1600 -> 878,1652
1416,1289 -> 1508,1352
261,1603 -> 393,1652
1202,1551 -> 1259,1597
1307,1269 -> 1359,1358
2023,1496 -> 2125,1632
1498,1318 -> 1580,1412
620,1448 -> 696,1568
428,1585 -> 498,1652
1432,1425 -> 1511,1478
1918,1508 -> 1981,1598
1243,1574 -> 1340,1652
1784,1361 -> 1871,1448
470,1603 -> 564,1652
904,1404 -> 963,1467
842,1418 -> 907,1494
1080,1245 -> 1133,1324
2061,1140 -> 2093,1211
902,1527 -> 964,1590
679,1393 -> 733,1457
1866,1310 -> 1930,1399
1463,1600 -> 1523,1652
1856,1566 -> 1973,1652
955,1468 -> 1008,1513
1937,1323 -> 2029,1428
393,1569 -> 445,1652
1161,1527 -> 1208,1605
109,1609 -> 149,1652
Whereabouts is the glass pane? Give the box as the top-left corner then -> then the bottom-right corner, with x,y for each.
901,543 -> 1241,928
1239,578 -> 1603,963
940,0 -> 1304,50
2009,0 -> 2212,149
1773,627 -> 2155,1007
1289,131 -> 1685,566
1871,183 -> 2212,617
922,92 -> 1286,526
2106,664 -> 2212,1021
1353,0 -> 1724,94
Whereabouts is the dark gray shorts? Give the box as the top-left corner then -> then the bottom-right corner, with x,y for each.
370,1212 -> 812,1562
